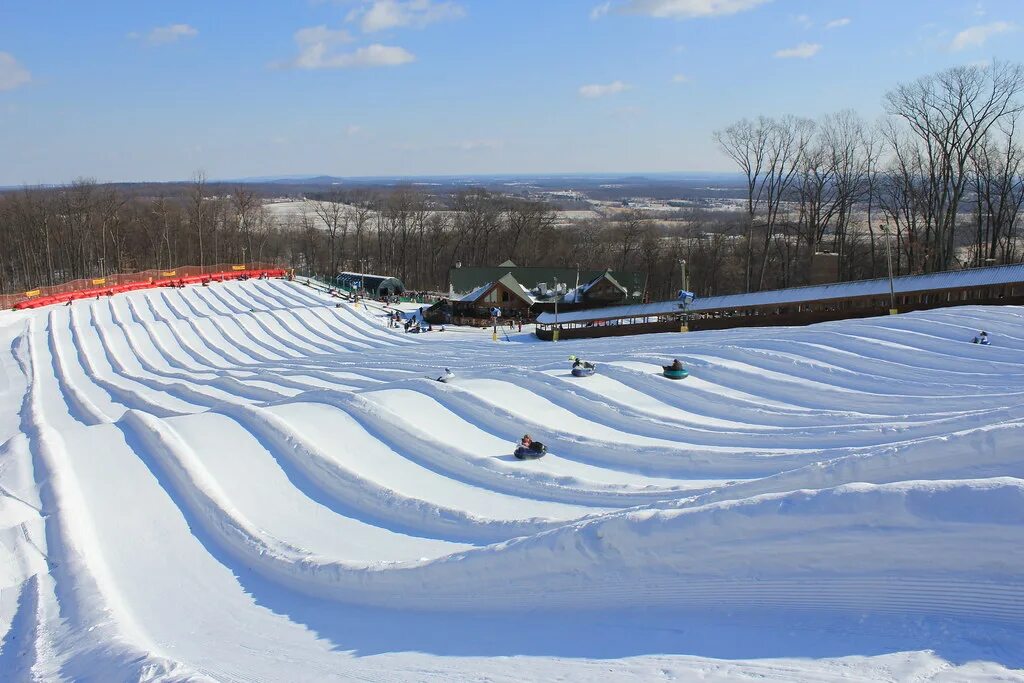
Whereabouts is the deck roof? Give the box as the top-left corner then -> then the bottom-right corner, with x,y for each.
536,263 -> 1024,326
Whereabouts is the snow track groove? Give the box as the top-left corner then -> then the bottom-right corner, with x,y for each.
3,280 -> 1022,681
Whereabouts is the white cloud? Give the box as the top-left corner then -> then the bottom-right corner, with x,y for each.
287,25 -> 354,68
578,80 -> 630,98
346,124 -> 364,136
672,73 -> 692,83
131,23 -> 199,45
347,0 -> 465,33
0,53 -> 31,91
280,26 -> 415,69
794,14 -> 812,29
774,42 -> 821,59
825,17 -> 850,29
323,43 -> 415,68
949,21 -> 1016,51
590,2 -> 612,20
615,0 -> 770,20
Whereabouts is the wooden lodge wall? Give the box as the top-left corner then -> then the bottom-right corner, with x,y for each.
536,282 -> 1024,340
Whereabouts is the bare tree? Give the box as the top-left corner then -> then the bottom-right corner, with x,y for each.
233,186 -> 263,263
309,192 -> 350,276
616,210 -> 646,272
714,117 -> 770,291
348,196 -> 373,273
756,116 -> 814,289
190,171 -> 207,270
971,118 -> 1024,265
504,199 -> 556,265
884,62 -> 1024,270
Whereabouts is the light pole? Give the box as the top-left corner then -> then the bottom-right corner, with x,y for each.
552,277 -> 559,342
979,212 -> 992,267
678,259 -> 690,333
880,224 -> 896,315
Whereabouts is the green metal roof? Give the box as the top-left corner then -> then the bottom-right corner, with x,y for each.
336,272 -> 405,294
449,265 -> 646,297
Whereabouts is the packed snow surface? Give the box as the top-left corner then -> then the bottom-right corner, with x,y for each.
1,279 -> 1022,681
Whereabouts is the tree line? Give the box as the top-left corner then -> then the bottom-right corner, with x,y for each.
0,176 -> 693,301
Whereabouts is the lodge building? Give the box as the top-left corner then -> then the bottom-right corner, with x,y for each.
425,261 -> 647,326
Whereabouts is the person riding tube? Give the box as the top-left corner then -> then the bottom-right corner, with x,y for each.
515,434 -> 547,459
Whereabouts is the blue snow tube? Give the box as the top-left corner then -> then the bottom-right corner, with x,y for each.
514,443 -> 547,460
663,366 -> 689,380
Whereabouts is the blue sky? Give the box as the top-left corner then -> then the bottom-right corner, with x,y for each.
1,0 -> 1023,184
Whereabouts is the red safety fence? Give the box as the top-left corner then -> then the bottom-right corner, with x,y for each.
1,262 -> 289,310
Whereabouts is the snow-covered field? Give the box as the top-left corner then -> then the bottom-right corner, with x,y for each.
1,279 -> 1022,681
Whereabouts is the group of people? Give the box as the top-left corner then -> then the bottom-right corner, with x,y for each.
390,309 -> 439,333
405,317 -> 432,333
488,307 -> 526,332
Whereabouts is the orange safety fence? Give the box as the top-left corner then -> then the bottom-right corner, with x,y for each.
1,262 -> 289,310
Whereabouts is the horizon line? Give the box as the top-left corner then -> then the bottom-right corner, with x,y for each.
1,170 -> 744,191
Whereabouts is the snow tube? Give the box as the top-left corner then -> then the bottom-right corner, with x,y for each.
571,366 -> 596,378
663,366 -> 689,380
514,443 -> 547,460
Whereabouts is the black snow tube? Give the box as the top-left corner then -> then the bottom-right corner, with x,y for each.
571,366 -> 596,377
514,443 -> 547,460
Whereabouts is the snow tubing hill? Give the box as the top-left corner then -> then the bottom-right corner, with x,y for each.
1,276 -> 1023,680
